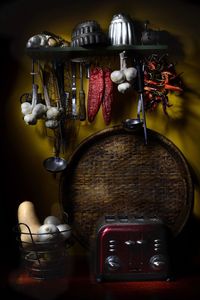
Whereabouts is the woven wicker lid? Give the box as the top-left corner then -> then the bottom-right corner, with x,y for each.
61,126 -> 193,248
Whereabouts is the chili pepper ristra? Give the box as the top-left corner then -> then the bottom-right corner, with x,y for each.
87,66 -> 104,123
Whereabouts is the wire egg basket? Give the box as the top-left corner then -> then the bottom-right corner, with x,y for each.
15,222 -> 73,280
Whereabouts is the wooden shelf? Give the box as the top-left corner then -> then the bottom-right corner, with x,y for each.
26,44 -> 168,61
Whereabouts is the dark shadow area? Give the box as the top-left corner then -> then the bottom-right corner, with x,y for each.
0,36 -> 22,300
171,215 -> 200,276
1,3 -> 200,300
180,0 -> 200,5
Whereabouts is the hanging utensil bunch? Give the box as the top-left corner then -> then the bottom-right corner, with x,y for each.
79,62 -> 86,121
20,60 -> 47,125
19,58 -> 92,171
40,63 -> 62,129
53,58 -> 89,121
20,60 -> 64,127
40,61 -> 69,172
20,55 -> 145,133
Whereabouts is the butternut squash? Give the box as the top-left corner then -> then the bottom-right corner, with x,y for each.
17,201 -> 41,245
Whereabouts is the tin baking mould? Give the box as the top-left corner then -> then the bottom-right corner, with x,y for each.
71,20 -> 107,47
108,13 -> 137,46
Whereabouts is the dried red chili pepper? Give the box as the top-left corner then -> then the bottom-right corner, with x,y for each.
144,86 -> 157,92
164,84 -> 183,92
102,68 -> 113,125
143,54 -> 184,113
87,67 -> 104,123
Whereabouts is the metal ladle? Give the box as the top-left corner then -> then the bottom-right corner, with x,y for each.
122,58 -> 148,144
122,118 -> 143,132
43,156 -> 67,173
43,121 -> 68,173
43,62 -> 68,173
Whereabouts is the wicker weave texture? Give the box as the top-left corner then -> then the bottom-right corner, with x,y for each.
61,127 -> 193,248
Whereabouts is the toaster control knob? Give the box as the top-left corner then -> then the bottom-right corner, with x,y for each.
150,255 -> 167,271
105,255 -> 121,271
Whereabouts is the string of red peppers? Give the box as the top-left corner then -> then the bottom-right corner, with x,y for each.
143,54 -> 184,114
87,66 -> 113,125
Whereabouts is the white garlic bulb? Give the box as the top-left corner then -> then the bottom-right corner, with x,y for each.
117,82 -> 132,93
32,103 -> 47,119
110,70 -> 125,84
24,113 -> 37,125
21,102 -> 32,115
45,119 -> 59,129
46,107 -> 60,120
123,67 -> 137,82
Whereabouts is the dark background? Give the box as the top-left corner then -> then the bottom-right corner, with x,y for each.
1,0 -> 200,299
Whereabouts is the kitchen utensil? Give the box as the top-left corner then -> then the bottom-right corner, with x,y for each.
71,20 -> 107,47
141,21 -> 160,45
43,128 -> 67,173
79,62 -> 86,121
135,60 -> 147,144
43,156 -> 67,173
122,118 -> 143,131
14,222 -> 71,280
85,62 -> 90,79
108,13 -> 137,46
53,61 -> 65,109
71,62 -> 78,119
65,91 -> 70,117
26,32 -> 70,48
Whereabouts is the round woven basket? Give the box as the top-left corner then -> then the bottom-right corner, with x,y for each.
60,126 -> 193,248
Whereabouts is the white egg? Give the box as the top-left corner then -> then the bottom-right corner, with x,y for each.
44,215 -> 61,226
37,224 -> 59,242
57,224 -> 72,240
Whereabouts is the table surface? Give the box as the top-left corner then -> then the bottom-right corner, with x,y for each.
3,253 -> 200,300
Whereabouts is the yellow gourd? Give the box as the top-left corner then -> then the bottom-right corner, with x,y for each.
17,201 -> 41,244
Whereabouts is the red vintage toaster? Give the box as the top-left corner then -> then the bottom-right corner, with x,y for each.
95,215 -> 171,282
